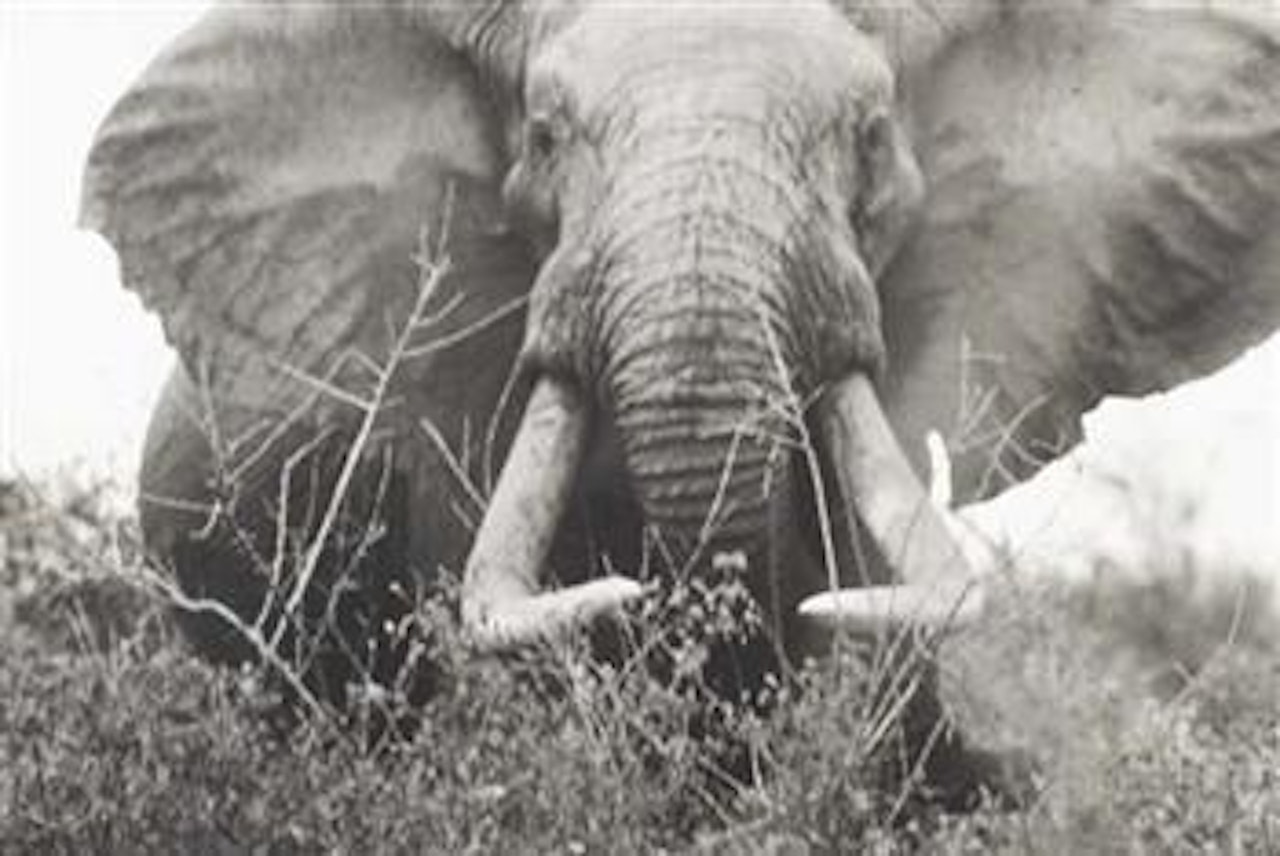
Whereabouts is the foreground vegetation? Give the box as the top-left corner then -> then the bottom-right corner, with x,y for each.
2,476 -> 1277,854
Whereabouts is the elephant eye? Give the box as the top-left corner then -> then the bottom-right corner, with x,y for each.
850,112 -> 894,226
525,114 -> 561,162
861,113 -> 890,158
857,114 -> 892,189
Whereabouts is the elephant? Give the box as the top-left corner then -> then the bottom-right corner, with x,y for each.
82,0 -> 1280,803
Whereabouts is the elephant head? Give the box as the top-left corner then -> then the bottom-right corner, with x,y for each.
82,1 -> 1280,654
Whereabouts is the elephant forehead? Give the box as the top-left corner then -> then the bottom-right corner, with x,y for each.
538,1 -> 889,120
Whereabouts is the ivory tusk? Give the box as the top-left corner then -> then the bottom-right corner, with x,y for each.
468,576 -> 647,652
460,377 -> 644,652
925,429 -> 953,510
797,580 -> 984,637
807,373 -> 987,633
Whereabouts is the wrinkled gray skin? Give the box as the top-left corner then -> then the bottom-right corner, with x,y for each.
514,10 -> 894,541
84,0 -> 1280,796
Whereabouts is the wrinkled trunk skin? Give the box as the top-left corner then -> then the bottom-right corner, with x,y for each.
603,254 -> 789,557
596,141 -> 807,563
564,59 -> 881,572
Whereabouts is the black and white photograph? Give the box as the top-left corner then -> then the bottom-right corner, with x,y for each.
2,1 -> 1278,851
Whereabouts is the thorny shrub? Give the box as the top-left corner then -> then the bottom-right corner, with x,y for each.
4,468 -> 1280,854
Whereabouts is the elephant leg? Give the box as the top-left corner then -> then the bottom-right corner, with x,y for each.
139,368 -> 269,667
138,366 -> 431,707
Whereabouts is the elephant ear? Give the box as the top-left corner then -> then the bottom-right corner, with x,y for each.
81,3 -> 525,434
872,3 -> 1280,497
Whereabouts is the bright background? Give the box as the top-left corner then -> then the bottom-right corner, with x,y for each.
2,3 -> 203,482
2,3 -> 1277,587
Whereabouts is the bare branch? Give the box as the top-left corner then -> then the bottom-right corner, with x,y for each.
131,563 -> 333,725
271,234 -> 453,649
403,296 -> 527,361
417,416 -> 487,515
274,362 -> 378,413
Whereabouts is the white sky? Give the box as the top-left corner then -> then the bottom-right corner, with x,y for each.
1,3 -> 1277,579
2,3 -> 205,481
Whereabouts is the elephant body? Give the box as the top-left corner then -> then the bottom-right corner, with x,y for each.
84,0 -> 1280,791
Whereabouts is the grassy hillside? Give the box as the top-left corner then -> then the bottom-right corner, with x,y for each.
2,476 -> 1277,854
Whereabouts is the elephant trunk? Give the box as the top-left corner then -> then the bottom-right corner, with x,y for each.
596,154 -> 804,557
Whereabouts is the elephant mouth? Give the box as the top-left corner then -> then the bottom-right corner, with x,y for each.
459,370 -> 984,651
